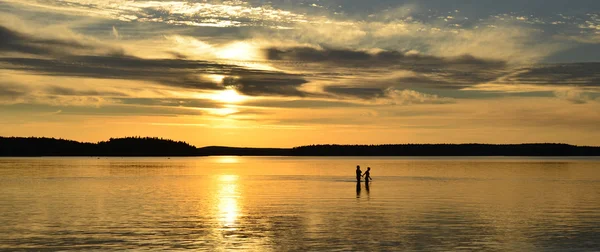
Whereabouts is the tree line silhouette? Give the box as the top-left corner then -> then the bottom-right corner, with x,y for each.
1,137 -> 599,156
289,144 -> 600,156
0,137 -> 197,156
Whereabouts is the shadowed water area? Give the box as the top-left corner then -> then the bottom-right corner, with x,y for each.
0,157 -> 599,251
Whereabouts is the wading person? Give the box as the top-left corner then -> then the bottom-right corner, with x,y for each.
356,165 -> 362,182
362,167 -> 372,183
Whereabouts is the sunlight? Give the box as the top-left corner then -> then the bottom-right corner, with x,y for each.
210,89 -> 245,104
219,197 -> 238,226
216,41 -> 258,60
207,74 -> 225,84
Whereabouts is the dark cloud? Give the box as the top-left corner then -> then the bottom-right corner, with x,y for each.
223,75 -> 310,97
323,86 -> 387,99
265,46 -> 510,92
499,63 -> 600,87
114,98 -> 222,109
393,76 -> 458,88
265,47 -> 506,68
46,86 -> 128,97
0,25 -> 312,97
0,25 -> 123,56
0,82 -> 28,100
266,46 -> 600,102
0,26 -> 88,55
0,56 -> 311,96
0,57 -> 219,89
0,103 -> 205,117
410,87 -> 555,100
244,99 -> 365,109
4,23 -> 599,104
267,47 -> 371,62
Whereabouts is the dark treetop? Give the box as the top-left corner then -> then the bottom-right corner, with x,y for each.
1,137 -> 599,156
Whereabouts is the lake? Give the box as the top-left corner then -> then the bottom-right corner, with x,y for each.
0,157 -> 599,251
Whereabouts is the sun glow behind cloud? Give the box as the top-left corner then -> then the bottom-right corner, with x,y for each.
216,42 -> 260,61
205,89 -> 246,104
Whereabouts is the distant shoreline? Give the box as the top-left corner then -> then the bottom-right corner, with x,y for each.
1,137 -> 600,157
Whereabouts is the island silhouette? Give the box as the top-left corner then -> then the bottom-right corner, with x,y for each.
1,136 -> 599,157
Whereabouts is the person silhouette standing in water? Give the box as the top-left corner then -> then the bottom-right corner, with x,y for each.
356,165 -> 362,182
362,167 -> 372,184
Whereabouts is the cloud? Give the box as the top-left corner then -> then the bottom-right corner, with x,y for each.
45,86 -> 128,97
0,24 -> 312,97
496,63 -> 600,87
0,81 -> 28,103
263,14 -> 564,64
323,86 -> 387,99
425,25 -> 563,63
223,75 -> 310,97
553,89 -> 599,104
243,99 -> 365,109
0,19 -> 124,57
0,25 -> 95,56
264,46 -> 511,92
2,0 -> 584,64
2,3 -> 599,110
1,103 -> 206,117
114,97 -> 222,109
384,89 -> 455,105
0,56 -> 312,97
4,0 -> 308,27
266,46 -> 600,98
321,85 -> 454,105
265,46 -> 506,66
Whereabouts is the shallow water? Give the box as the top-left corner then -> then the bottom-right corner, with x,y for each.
0,156 -> 599,251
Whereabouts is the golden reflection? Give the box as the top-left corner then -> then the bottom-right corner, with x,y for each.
219,196 -> 238,226
217,174 -> 240,227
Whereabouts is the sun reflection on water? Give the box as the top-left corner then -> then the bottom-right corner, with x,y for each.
217,174 -> 240,228
217,156 -> 240,164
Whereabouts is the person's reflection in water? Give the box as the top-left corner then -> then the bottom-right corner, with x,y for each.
356,181 -> 361,198
365,180 -> 370,196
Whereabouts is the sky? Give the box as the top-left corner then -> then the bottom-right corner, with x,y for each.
1,0 -> 599,147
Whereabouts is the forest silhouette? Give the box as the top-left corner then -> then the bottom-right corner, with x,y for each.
1,137 -> 599,156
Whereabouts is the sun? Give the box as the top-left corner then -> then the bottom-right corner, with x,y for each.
207,74 -> 225,84
210,89 -> 245,103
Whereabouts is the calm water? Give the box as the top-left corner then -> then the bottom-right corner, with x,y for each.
0,157 -> 599,251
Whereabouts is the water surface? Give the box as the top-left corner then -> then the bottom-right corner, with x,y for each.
0,157 -> 599,251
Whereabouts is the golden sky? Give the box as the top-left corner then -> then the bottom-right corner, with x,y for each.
1,0 -> 599,147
